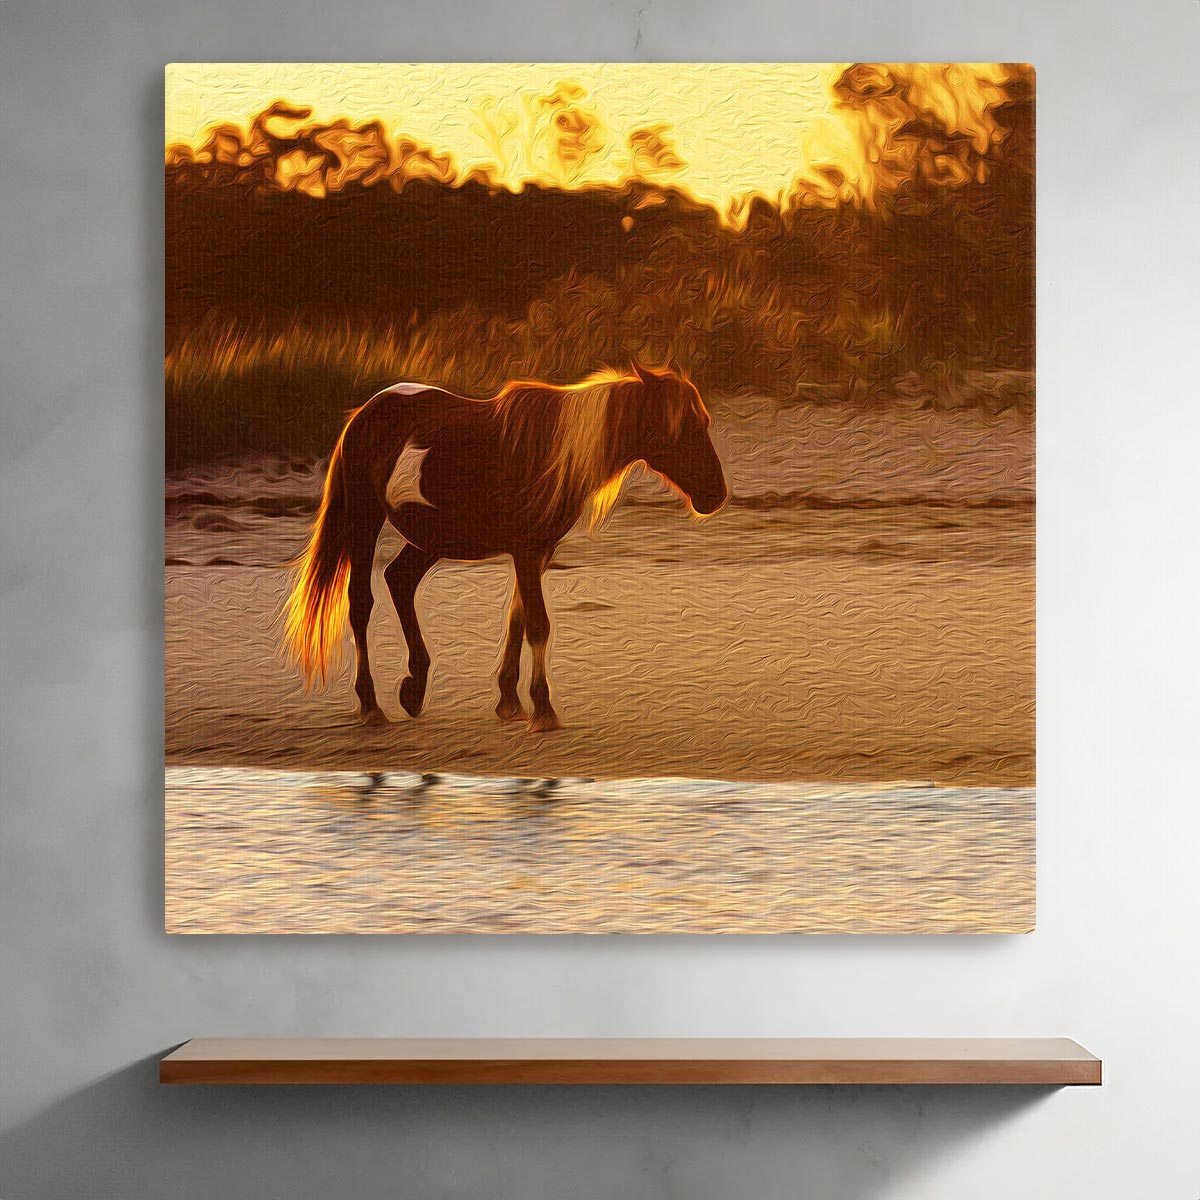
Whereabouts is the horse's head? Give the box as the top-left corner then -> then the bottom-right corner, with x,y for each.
626,361 -> 728,516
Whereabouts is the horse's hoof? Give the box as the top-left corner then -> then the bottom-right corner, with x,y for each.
529,710 -> 561,734
398,676 -> 426,717
359,705 -> 387,726
496,698 -> 529,721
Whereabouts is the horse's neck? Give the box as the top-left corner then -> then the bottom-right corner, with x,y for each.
492,381 -> 639,528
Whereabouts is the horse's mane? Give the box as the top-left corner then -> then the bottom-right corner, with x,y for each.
493,368 -> 638,529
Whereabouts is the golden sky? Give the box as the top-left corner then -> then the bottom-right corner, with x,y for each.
165,63 -> 1013,217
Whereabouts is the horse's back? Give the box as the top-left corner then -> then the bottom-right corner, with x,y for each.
350,381 -> 482,448
361,381 -> 475,424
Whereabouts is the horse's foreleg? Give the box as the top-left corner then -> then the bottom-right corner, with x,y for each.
514,553 -> 559,733
495,585 -> 527,721
385,543 -> 438,717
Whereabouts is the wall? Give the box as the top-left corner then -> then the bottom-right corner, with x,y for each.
2,1 -> 1198,1196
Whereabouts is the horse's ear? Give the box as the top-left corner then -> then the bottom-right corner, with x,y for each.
632,360 -> 656,386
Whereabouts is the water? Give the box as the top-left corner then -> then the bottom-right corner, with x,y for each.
167,767 -> 1034,934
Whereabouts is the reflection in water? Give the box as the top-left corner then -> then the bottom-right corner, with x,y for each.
167,768 -> 1033,934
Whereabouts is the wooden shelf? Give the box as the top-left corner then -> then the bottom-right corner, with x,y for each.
160,1038 -> 1100,1086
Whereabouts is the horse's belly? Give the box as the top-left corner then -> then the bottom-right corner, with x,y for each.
388,504 -> 510,561
382,440 -> 500,557
380,433 -> 547,559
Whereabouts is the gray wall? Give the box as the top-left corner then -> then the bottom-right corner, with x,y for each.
3,2 -> 1198,1196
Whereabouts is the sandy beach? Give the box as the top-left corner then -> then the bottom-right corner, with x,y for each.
165,399 -> 1034,932
167,526 -> 1033,786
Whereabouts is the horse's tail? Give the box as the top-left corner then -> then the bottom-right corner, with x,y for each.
283,426 -> 355,687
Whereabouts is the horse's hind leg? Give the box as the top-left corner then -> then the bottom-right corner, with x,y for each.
495,584 -> 527,721
348,532 -> 384,722
385,543 -> 438,717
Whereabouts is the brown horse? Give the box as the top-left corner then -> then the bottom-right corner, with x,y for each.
284,362 -> 728,731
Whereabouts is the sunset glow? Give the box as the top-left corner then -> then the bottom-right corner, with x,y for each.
166,62 -> 1020,219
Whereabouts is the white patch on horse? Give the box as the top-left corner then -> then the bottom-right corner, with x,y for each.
386,442 -> 434,509
378,382 -> 452,398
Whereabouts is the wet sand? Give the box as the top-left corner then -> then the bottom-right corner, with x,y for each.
167,768 -> 1033,933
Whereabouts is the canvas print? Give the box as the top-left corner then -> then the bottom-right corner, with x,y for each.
166,63 -> 1034,933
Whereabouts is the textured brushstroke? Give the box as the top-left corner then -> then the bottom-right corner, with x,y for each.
166,769 -> 1034,934
164,63 -> 1035,934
